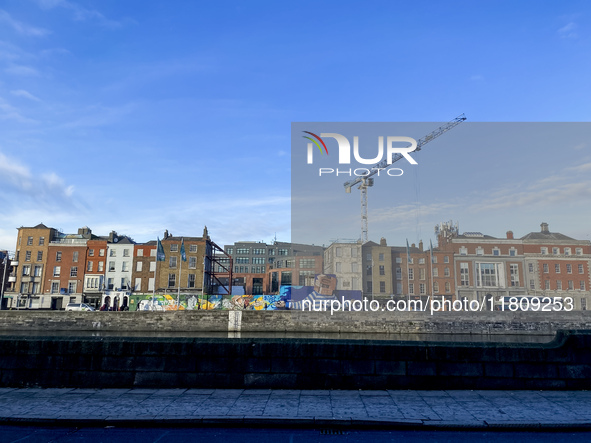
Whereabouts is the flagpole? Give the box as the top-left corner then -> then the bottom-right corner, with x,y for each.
152,245 -> 157,309
177,253 -> 181,311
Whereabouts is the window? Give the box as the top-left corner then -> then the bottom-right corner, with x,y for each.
189,256 -> 197,269
552,247 -> 559,255
476,248 -> 483,256
335,247 -> 342,257
253,257 -> 265,264
150,249 -> 156,257
36,251 -> 43,261
510,264 -> 519,287
419,258 -> 425,265
408,258 -> 413,264
366,266 -> 372,276
135,278 -> 141,290
34,266 -> 42,277
168,273 -> 176,287
567,264 -> 572,274
267,249 -> 274,256
433,282 -> 439,292
408,268 -> 414,279
109,261 -> 115,271
70,267 -> 77,277
68,282 -> 77,294
351,248 -> 358,258
137,249 -> 143,257
107,278 -> 114,290
122,262 -> 129,272
149,262 -> 156,272
420,283 -> 426,295
379,253 -> 384,261
396,257 -> 402,264
188,244 -> 197,253
51,282 -> 59,294
253,248 -> 265,255
133,261 -> 142,272
53,266 -> 60,277
509,249 -> 516,257
419,268 -> 426,280
121,278 -> 128,289
581,281 -> 586,290
89,249 -> 94,257
545,280 -> 550,290
568,280 -> 574,290
564,248 -> 571,256
72,251 -> 78,262
169,256 -> 177,268
98,261 -> 104,272
557,280 -> 562,290
576,248 -> 583,256
281,271 -> 292,285
27,236 -> 33,246
379,265 -> 385,276
444,267 -> 450,277
299,259 -> 315,268
541,247 -> 548,255
477,263 -> 498,287
110,249 -> 116,257
99,249 -> 105,256
543,263 -> 549,273
170,244 -> 178,252
379,281 -> 385,293
123,249 -> 130,257
493,248 -> 500,256
351,262 -> 359,273
445,282 -> 451,293
460,263 -> 469,286
188,274 -> 195,288
278,249 -> 289,256
226,247 -> 234,255
555,264 -> 560,273
579,264 -> 584,274
22,265 -> 30,276
236,248 -> 249,254
432,256 -> 437,264
299,271 -> 314,285
409,283 -> 414,294
39,237 -> 45,246
444,256 -> 449,263
56,251 -> 62,262
528,263 -> 534,273
25,251 -> 31,261
433,268 -> 438,277
530,279 -> 535,290
335,262 -> 342,273
236,257 -> 249,264
87,261 -> 93,272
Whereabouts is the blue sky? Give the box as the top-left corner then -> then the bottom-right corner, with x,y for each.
0,1 -> 590,251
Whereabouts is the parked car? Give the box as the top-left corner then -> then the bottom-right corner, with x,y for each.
65,303 -> 95,311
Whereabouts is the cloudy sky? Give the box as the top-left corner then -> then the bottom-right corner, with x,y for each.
0,1 -> 590,251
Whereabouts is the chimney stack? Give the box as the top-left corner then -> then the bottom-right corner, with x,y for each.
506,231 -> 514,239
380,237 -> 387,246
541,222 -> 549,233
419,240 -> 424,252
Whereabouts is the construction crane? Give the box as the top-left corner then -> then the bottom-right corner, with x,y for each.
344,114 -> 467,243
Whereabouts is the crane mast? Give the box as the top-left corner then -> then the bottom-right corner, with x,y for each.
345,114 -> 466,243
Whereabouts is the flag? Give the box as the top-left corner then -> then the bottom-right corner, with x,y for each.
406,239 -> 411,264
156,237 -> 165,262
180,238 -> 186,262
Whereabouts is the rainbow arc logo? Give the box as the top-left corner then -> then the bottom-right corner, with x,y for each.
302,131 -> 328,155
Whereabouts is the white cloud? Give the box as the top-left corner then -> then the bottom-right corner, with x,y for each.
4,64 -> 40,77
558,22 -> 578,39
36,0 -> 124,28
0,97 -> 36,123
10,89 -> 41,102
0,9 -> 50,37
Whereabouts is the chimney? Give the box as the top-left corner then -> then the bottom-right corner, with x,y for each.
506,231 -> 514,239
380,237 -> 387,246
411,243 -> 416,249
203,226 -> 208,239
164,230 -> 169,239
108,231 -> 117,242
540,222 -> 549,233
419,240 -> 424,252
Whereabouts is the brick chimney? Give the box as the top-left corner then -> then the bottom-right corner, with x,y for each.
380,237 -> 387,246
506,231 -> 514,239
541,222 -> 549,233
419,240 -> 424,252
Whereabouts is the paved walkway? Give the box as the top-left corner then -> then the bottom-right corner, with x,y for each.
0,388 -> 590,430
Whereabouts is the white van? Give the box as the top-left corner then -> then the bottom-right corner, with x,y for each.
65,303 -> 95,311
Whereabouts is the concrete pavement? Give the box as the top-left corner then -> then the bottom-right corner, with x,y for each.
0,388 -> 590,430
